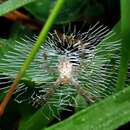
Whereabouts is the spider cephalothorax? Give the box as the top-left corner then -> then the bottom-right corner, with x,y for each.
58,57 -> 74,83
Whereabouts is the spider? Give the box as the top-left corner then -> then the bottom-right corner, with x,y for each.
31,22 -> 117,107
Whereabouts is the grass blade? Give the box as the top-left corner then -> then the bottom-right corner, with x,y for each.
116,0 -> 130,91
0,0 -> 37,16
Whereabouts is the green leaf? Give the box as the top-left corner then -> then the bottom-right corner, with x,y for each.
83,0 -> 105,16
0,0 -> 37,16
17,103 -> 36,130
25,0 -> 88,24
43,87 -> 130,130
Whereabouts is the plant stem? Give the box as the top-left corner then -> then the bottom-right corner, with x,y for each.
116,0 -> 130,91
0,0 -> 64,117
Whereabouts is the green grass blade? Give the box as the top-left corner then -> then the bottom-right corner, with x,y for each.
116,0 -> 130,91
43,86 -> 130,130
0,0 -> 37,16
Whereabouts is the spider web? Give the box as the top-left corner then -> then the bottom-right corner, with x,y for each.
0,22 -> 124,119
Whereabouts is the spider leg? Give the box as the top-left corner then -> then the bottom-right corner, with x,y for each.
32,78 -> 62,108
71,79 -> 95,104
